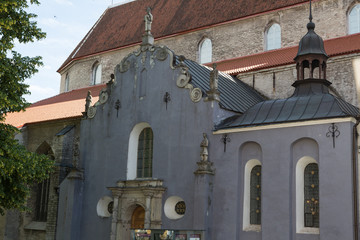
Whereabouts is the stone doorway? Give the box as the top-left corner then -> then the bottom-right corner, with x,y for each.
131,205 -> 145,229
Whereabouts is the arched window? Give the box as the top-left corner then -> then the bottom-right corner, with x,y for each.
250,165 -> 261,225
35,142 -> 54,221
266,23 -> 281,50
349,4 -> 360,34
137,127 -> 153,178
243,159 -> 262,231
199,38 -> 212,64
304,163 -> 319,228
127,122 -> 153,180
296,156 -> 319,234
92,62 -> 102,85
64,74 -> 70,92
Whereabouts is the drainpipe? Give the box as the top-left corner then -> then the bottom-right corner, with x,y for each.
352,117 -> 360,240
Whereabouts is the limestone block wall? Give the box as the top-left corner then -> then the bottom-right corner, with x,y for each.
238,53 -> 360,107
58,0 -> 356,94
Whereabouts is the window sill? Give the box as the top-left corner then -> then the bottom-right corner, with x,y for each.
297,227 -> 319,234
24,221 -> 46,231
243,224 -> 261,232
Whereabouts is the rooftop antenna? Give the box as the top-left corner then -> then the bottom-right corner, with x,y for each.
309,0 -> 313,22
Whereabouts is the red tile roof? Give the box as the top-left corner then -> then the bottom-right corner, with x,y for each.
7,32 -> 360,128
58,0 -> 309,72
5,84 -> 104,128
214,33 -> 360,75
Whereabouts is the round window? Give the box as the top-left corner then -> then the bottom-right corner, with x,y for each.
164,196 -> 186,220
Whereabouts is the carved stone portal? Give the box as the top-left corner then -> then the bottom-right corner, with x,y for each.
108,179 -> 166,240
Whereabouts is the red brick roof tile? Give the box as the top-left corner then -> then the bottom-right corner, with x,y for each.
215,33 -> 360,75
58,0 -> 308,72
5,85 -> 104,128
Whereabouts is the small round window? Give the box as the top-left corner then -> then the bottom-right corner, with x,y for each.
96,196 -> 113,218
164,196 -> 186,220
175,201 -> 186,215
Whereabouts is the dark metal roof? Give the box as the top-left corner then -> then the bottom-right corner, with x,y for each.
182,58 -> 264,113
295,21 -> 328,59
216,79 -> 359,129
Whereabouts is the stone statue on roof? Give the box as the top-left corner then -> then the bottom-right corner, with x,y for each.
144,7 -> 153,34
85,90 -> 92,113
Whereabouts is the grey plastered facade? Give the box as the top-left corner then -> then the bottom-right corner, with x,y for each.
55,31 -> 360,240
69,45 -> 234,239
212,119 -> 357,240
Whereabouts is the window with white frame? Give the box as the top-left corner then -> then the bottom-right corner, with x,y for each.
92,62 -> 102,85
296,156 -> 319,234
199,38 -> 212,64
349,4 -> 360,34
266,23 -> 281,50
64,74 -> 70,92
127,122 -> 153,180
243,159 -> 262,231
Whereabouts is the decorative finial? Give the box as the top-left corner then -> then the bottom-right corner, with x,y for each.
85,90 -> 92,113
142,7 -> 154,46
307,0 -> 315,30
205,63 -> 220,102
200,133 -> 209,162
144,7 -> 153,34
309,0 -> 313,22
194,133 -> 214,175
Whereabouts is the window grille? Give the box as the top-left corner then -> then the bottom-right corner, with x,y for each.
35,178 -> 50,221
304,163 -> 319,228
250,165 -> 261,225
137,127 -> 153,178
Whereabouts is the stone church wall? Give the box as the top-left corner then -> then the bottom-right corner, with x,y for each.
238,53 -> 360,107
2,119 -> 81,240
59,0 -> 355,94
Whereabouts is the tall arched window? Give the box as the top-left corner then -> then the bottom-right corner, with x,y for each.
296,156 -> 319,234
35,142 -> 54,221
137,127 -> 153,178
349,4 -> 360,34
199,38 -> 212,64
266,23 -> 281,50
243,159 -> 262,231
304,163 -> 319,228
64,74 -> 70,92
92,62 -> 102,85
250,165 -> 261,225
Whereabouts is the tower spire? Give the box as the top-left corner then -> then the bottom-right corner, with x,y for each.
309,0 -> 313,22
294,0 -> 328,81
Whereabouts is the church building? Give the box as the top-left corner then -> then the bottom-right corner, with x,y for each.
2,0 -> 360,240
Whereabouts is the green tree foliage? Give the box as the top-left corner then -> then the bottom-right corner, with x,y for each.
0,0 -> 54,214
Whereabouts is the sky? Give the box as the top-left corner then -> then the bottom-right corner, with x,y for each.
15,0 -> 128,103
